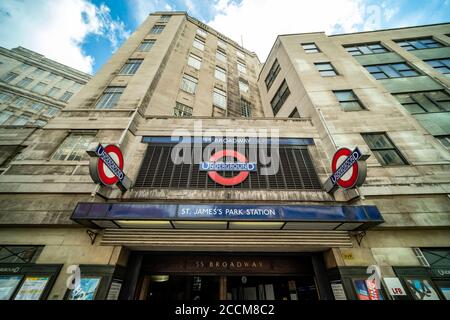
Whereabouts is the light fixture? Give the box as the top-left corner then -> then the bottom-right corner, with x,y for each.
150,275 -> 169,282
172,221 -> 227,229
228,221 -> 284,230
115,220 -> 172,229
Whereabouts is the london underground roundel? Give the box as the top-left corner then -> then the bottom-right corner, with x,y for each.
331,148 -> 359,189
97,144 -> 124,185
201,150 -> 256,186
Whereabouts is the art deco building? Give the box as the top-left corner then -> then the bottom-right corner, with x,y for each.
0,12 -> 448,301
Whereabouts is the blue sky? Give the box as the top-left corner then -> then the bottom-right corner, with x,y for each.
0,0 -> 449,75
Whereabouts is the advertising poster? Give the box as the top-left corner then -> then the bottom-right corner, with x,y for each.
67,277 -> 101,300
405,279 -> 440,300
330,281 -> 347,300
0,275 -> 22,300
14,276 -> 49,300
353,280 -> 370,300
365,279 -> 384,300
438,287 -> 450,300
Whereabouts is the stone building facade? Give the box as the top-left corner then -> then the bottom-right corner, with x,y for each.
0,12 -> 448,301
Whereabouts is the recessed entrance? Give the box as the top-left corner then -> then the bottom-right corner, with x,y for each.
128,253 -> 324,301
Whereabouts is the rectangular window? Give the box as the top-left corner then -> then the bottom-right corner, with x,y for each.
70,82 -> 83,92
12,115 -> 30,126
51,133 -> 95,161
395,38 -> 444,51
239,79 -> 249,93
0,246 -> 42,263
394,90 -> 450,114
213,87 -> 227,109
45,106 -> 60,117
193,37 -> 205,51
265,59 -> 281,90
362,133 -> 407,166
31,82 -> 47,94
237,61 -> 247,74
216,49 -> 227,63
47,87 -> 61,99
289,108 -> 300,118
180,74 -> 198,94
236,50 -> 245,60
150,25 -> 165,34
187,53 -> 202,70
30,102 -> 45,113
0,92 -> 14,103
270,80 -> 290,115
31,68 -> 45,77
59,91 -> 74,102
45,73 -> 59,82
215,66 -> 227,82
16,77 -> 33,88
240,98 -> 251,117
119,59 -> 143,75
334,90 -> 364,111
0,111 -> 13,125
174,102 -> 193,117
13,97 -> 30,108
315,62 -> 338,76
196,28 -> 207,38
34,120 -> 47,127
58,78 -> 73,88
1,72 -> 19,83
18,63 -> 32,71
95,87 -> 124,109
217,40 -> 227,50
301,43 -> 320,53
364,63 -> 419,79
436,135 -> 450,149
137,40 -> 155,52
159,15 -> 171,22
425,58 -> 450,75
344,43 -> 389,55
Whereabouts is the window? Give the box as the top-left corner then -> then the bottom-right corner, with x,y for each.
119,59 -> 142,75
270,80 -> 290,115
265,59 -> 281,90
193,37 -> 205,51
12,115 -> 30,126
180,74 -> 198,94
34,120 -> 47,127
1,72 -> 18,83
289,108 -> 301,118
17,63 -> 32,71
45,106 -> 60,117
59,91 -> 74,102
436,136 -> 450,149
31,68 -> 45,77
362,133 -> 407,166
159,15 -> 171,22
215,66 -> 227,82
30,102 -> 45,113
47,87 -> 61,99
216,49 -> 227,63
239,79 -> 249,93
394,91 -> 450,114
395,38 -> 444,51
196,28 -> 207,38
13,97 -> 29,107
70,82 -> 83,92
0,246 -> 42,263
425,58 -> 450,75
236,50 -> 245,60
301,43 -> 320,53
31,82 -> 47,94
137,39 -> 155,52
344,43 -> 389,55
213,87 -> 227,109
315,62 -> 338,76
364,63 -> 419,79
51,133 -> 95,161
95,86 -> 125,109
217,40 -> 227,50
150,25 -> 165,34
187,53 -> 202,70
240,98 -> 251,117
0,92 -> 13,103
334,90 -> 365,111
16,77 -> 33,88
174,102 -> 193,117
45,73 -> 59,82
237,61 -> 247,74
0,111 -> 13,125
59,78 -> 73,88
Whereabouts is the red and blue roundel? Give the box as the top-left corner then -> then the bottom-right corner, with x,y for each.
202,150 -> 255,186
331,147 -> 359,189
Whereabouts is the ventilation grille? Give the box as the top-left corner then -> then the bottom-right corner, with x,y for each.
134,144 -> 322,190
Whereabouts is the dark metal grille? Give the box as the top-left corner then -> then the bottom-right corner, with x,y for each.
135,144 -> 322,190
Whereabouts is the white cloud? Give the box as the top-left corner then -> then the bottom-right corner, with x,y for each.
208,0 -> 372,61
128,0 -> 174,24
0,0 -> 129,74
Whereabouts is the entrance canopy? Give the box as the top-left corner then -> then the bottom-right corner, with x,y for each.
71,203 -> 383,231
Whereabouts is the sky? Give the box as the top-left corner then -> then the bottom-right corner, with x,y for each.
0,0 -> 449,75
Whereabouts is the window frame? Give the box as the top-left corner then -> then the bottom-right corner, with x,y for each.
94,86 -> 125,110
362,132 -> 409,166
394,90 -> 450,114
333,90 -> 365,111
213,87 -> 227,109
240,98 -> 252,117
395,37 -> 444,51
214,66 -> 227,82
270,79 -> 291,116
119,59 -> 143,75
301,42 -> 320,54
364,62 -> 420,79
174,102 -> 193,117
51,133 -> 96,161
180,74 -> 198,95
187,53 -> 202,70
344,42 -> 389,56
265,59 -> 281,90
193,37 -> 205,51
137,40 -> 155,52
425,58 -> 450,75
150,25 -> 165,34
315,62 -> 338,76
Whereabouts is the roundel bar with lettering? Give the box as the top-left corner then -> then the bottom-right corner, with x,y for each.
324,147 -> 369,193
